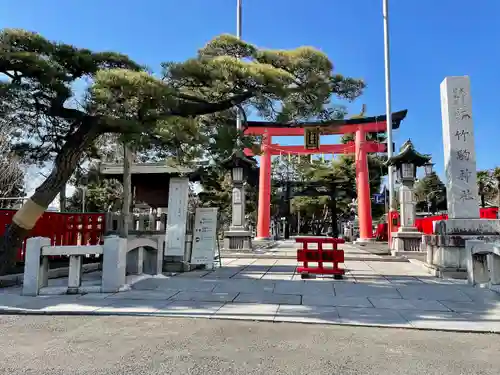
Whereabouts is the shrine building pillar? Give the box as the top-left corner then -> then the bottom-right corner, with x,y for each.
256,133 -> 272,239
355,128 -> 374,242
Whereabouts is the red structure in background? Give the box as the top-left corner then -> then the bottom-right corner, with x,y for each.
1,206 -> 497,263
388,207 -> 499,236
376,207 -> 499,241
295,237 -> 345,278
244,110 -> 408,241
0,210 -> 105,262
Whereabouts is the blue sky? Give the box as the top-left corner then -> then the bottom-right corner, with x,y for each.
2,0 -> 499,182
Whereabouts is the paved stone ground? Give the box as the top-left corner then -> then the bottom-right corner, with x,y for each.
1,315 -> 500,375
1,243 -> 499,332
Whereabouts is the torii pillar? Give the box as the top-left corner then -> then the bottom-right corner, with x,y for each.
355,129 -> 374,242
256,133 -> 272,239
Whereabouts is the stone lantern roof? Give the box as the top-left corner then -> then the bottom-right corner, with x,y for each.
385,139 -> 431,167
220,149 -> 257,171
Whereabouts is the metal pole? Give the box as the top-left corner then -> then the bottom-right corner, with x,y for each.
235,0 -> 243,134
383,0 -> 395,210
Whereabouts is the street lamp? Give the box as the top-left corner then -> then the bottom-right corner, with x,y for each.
231,166 -> 244,183
386,139 -> 431,231
423,161 -> 434,177
221,149 -> 256,250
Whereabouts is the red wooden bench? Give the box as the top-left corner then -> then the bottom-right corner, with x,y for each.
295,237 -> 345,279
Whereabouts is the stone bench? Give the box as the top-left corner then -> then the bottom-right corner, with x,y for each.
22,235 -> 164,296
465,240 -> 500,288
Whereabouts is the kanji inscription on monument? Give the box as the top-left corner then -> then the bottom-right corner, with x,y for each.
440,76 -> 479,218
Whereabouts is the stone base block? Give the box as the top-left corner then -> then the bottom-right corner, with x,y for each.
422,233 -> 500,279
224,230 -> 252,251
163,261 -> 194,273
391,230 -> 423,254
434,219 -> 500,235
355,238 -> 377,245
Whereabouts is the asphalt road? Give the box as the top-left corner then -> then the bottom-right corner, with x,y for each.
0,315 -> 498,375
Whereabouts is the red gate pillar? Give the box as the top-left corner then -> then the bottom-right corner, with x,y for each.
256,133 -> 272,239
355,129 -> 374,241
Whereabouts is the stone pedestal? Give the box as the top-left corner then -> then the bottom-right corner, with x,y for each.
224,180 -> 252,251
390,181 -> 424,257
422,219 -> 500,278
391,230 -> 424,259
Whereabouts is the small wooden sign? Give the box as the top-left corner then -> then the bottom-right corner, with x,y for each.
304,128 -> 320,149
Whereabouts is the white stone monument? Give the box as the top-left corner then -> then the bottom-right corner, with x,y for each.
440,76 -> 480,219
422,76 -> 500,278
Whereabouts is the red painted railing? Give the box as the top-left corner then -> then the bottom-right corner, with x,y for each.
0,209 -> 105,262
391,207 -> 498,235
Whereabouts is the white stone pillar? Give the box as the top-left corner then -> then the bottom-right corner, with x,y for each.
165,177 -> 189,259
440,76 -> 480,219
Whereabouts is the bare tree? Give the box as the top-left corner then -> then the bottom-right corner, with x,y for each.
0,133 -> 24,208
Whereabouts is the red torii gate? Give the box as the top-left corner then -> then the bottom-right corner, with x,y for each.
243,110 -> 408,241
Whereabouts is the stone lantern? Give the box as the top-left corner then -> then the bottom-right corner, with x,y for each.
385,140 -> 431,255
221,149 -> 257,251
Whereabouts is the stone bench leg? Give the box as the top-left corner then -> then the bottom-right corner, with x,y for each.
143,237 -> 164,275
126,247 -> 144,275
22,237 -> 51,296
488,253 -> 500,285
67,255 -> 83,294
466,240 -> 490,285
102,236 -> 127,293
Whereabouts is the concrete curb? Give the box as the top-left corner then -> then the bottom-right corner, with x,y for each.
0,263 -> 102,288
0,308 -> 498,334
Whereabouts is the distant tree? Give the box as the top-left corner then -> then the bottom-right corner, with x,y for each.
477,168 -> 500,208
414,172 -> 447,213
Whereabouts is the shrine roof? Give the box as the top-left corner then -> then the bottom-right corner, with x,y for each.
385,139 -> 431,167
220,149 -> 257,170
99,162 -> 196,176
245,109 -> 408,130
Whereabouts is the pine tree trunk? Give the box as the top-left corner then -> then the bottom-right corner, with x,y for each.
0,122 -> 100,275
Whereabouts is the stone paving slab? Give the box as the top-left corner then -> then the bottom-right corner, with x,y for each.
2,251 -> 500,333
397,285 -> 473,302
170,291 -> 238,303
106,290 -> 179,300
234,292 -> 301,305
399,310 -> 500,332
334,284 -> 402,299
368,297 -> 451,312
302,295 -> 373,308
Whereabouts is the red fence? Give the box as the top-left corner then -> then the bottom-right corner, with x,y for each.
390,207 -> 498,236
0,209 -> 105,262
295,237 -> 345,278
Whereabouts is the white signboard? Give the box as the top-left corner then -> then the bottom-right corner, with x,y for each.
191,207 -> 218,266
440,76 -> 480,218
165,178 -> 189,257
